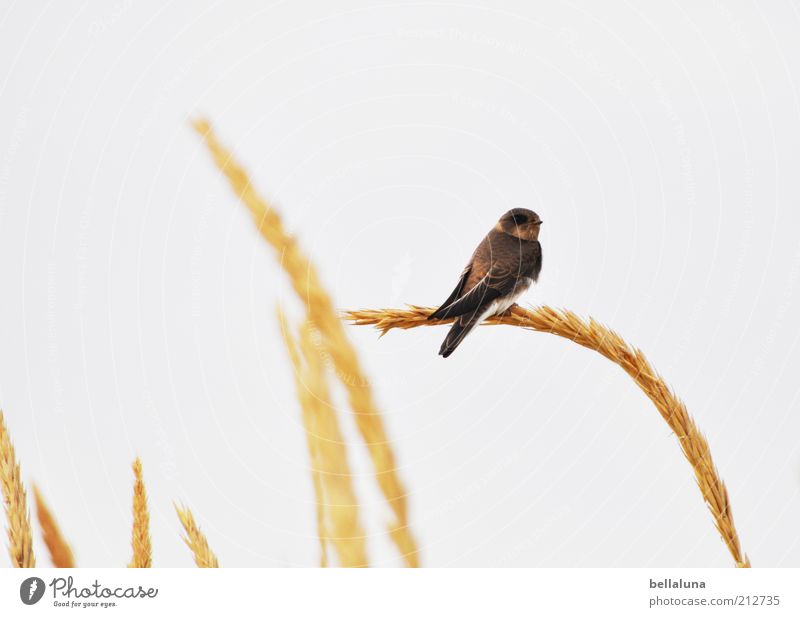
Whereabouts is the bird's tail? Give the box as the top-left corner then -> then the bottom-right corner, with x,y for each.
439,315 -> 480,358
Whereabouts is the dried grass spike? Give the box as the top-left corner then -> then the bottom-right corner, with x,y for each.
175,505 -> 219,568
0,410 -> 35,567
128,458 -> 152,568
33,485 -> 74,567
345,305 -> 749,568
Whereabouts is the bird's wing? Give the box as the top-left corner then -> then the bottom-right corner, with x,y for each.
428,264 -> 471,320
428,262 -> 518,320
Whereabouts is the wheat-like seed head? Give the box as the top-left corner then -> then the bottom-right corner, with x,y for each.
33,485 -> 74,567
128,458 -> 152,568
194,119 -> 417,566
0,410 -> 35,568
345,305 -> 750,568
175,505 -> 219,568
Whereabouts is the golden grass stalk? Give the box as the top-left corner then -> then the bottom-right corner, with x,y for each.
175,505 -> 219,568
128,458 -> 152,568
310,463 -> 329,568
282,326 -> 330,568
285,317 -> 330,568
280,310 -> 368,567
0,410 -> 35,567
33,485 -> 75,567
346,304 -> 750,568
194,119 -> 417,566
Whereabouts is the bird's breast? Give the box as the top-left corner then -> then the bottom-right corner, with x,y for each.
490,277 -> 534,316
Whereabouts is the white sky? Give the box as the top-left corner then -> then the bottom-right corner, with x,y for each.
1,0 -> 799,567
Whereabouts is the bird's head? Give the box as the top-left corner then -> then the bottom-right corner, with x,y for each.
496,208 -> 543,241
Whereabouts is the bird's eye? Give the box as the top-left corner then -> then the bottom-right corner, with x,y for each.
511,214 -> 528,225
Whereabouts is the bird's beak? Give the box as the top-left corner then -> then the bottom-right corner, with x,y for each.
536,220 -> 543,225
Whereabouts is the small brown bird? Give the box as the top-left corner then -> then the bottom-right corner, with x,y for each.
429,208 -> 543,357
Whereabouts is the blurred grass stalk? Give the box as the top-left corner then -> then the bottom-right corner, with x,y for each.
346,304 -> 750,568
280,311 -> 368,567
194,119 -> 418,566
33,485 -> 75,567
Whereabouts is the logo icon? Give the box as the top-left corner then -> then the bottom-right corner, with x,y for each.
20,577 -> 46,605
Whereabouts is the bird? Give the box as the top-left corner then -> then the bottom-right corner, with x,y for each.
428,208 -> 543,357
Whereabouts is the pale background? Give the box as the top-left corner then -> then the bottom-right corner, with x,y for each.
1,1 -> 799,567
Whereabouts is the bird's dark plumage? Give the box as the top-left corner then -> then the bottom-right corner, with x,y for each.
430,209 -> 543,357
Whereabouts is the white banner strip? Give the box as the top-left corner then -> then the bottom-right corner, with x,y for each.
1,568 -> 797,616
